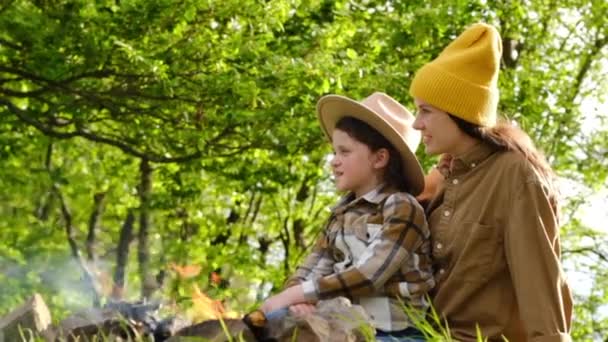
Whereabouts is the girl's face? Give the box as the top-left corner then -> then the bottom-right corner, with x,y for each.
412,98 -> 471,156
330,129 -> 386,197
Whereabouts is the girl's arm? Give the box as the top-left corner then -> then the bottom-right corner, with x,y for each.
260,284 -> 306,313
298,192 -> 429,302
261,227 -> 335,313
283,228 -> 335,289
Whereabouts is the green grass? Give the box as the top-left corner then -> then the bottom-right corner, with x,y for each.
399,298 -> 509,342
9,298 -> 505,341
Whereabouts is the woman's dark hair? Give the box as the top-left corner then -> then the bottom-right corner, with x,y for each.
448,114 -> 558,199
334,116 -> 409,192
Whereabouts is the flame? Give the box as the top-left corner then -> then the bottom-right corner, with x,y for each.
188,284 -> 228,322
210,271 -> 222,286
168,263 -> 240,321
169,262 -> 202,279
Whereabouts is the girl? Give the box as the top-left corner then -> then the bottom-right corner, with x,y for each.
261,92 -> 434,341
410,23 -> 573,341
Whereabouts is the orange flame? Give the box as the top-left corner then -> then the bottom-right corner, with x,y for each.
188,283 -> 227,322
169,262 -> 202,279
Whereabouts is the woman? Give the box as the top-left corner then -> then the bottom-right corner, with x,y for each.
409,23 -> 573,341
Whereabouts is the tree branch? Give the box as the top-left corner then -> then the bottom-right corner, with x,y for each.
86,192 -> 106,261
53,184 -> 103,306
563,247 -> 608,263
1,99 -> 206,162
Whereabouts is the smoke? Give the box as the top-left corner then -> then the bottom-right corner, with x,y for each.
0,253 -> 112,314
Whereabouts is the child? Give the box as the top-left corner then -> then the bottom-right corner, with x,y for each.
261,92 -> 434,341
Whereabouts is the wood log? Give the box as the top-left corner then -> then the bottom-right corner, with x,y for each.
0,293 -> 52,342
168,318 -> 257,342
170,297 -> 373,342
55,307 -> 131,341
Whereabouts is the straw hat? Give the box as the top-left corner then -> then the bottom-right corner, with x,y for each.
317,92 -> 424,195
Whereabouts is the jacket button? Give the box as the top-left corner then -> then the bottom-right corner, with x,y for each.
443,210 -> 451,217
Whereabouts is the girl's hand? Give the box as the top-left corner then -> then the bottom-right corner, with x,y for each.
260,285 -> 305,313
436,153 -> 453,177
416,167 -> 445,203
416,153 -> 453,203
289,303 -> 316,316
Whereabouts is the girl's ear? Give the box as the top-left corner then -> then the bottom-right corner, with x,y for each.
373,148 -> 390,169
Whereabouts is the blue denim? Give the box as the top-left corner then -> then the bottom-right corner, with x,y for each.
264,307 -> 289,321
375,327 -> 426,341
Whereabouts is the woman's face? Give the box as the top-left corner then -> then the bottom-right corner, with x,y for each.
412,98 -> 470,156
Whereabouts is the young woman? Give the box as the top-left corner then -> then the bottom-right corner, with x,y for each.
410,23 -> 573,341
261,92 -> 435,341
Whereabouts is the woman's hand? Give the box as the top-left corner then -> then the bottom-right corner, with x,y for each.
289,303 -> 316,316
260,285 -> 306,313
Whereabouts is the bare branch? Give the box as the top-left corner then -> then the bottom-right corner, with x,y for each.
563,247 -> 608,263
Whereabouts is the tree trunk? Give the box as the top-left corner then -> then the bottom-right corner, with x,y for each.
137,158 -> 153,299
113,209 -> 135,299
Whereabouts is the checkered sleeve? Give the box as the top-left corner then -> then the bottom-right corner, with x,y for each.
301,193 -> 428,301
283,229 -> 335,289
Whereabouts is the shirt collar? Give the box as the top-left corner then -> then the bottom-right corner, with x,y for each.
449,142 -> 496,176
332,183 -> 392,213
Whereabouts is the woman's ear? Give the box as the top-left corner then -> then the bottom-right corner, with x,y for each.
372,148 -> 390,169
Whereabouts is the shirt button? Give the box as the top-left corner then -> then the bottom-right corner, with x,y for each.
471,163 -> 476,167
452,179 -> 459,185
439,269 -> 445,274
436,243 -> 443,249
443,210 -> 451,217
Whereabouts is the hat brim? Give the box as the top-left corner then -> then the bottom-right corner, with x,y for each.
317,95 -> 425,196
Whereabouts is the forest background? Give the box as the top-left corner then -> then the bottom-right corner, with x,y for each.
0,0 -> 606,340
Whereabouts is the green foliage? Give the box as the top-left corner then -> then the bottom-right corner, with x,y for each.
0,0 -> 606,339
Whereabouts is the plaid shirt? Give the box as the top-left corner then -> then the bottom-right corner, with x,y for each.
284,185 -> 434,331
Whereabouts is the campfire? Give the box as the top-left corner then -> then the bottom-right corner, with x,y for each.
0,263 -> 375,341
0,263 -> 251,341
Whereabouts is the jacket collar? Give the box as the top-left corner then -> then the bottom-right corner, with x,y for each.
449,142 -> 496,176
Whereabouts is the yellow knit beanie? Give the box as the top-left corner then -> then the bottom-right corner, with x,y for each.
409,23 -> 502,127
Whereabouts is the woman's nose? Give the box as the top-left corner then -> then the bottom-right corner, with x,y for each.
412,115 -> 424,130
330,156 -> 340,167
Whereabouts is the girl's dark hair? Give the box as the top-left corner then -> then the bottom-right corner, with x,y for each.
448,114 -> 558,198
334,116 -> 409,192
